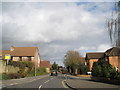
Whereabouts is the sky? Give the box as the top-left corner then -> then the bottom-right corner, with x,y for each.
1,1 -> 116,66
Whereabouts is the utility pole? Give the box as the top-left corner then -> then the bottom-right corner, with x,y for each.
35,60 -> 36,76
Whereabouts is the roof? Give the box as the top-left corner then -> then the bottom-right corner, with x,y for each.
105,47 -> 120,56
0,50 -> 2,56
2,50 -> 11,58
40,60 -> 51,68
0,50 -> 2,59
2,46 -> 38,57
85,52 -> 105,60
80,57 -> 85,60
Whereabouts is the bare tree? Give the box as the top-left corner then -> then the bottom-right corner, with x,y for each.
64,50 -> 84,74
107,1 -> 120,47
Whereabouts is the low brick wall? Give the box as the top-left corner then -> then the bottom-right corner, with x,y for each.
91,76 -> 120,85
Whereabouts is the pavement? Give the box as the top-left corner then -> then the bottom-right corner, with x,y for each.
65,74 -> 120,90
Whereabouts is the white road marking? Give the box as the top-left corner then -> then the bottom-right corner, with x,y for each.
44,80 -> 50,84
38,85 -> 42,90
10,84 -> 14,85
14,83 -> 18,85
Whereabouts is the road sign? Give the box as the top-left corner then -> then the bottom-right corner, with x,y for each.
5,54 -> 11,60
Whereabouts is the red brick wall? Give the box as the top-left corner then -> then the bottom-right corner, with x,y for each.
89,59 -> 98,71
109,56 -> 119,71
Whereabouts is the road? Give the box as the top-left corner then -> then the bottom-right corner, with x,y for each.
2,73 -> 67,90
2,73 -> 119,90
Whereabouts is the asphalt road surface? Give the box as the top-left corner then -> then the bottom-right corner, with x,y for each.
2,73 -> 119,90
2,73 -> 67,90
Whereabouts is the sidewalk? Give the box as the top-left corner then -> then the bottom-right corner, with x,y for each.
0,74 -> 49,87
65,75 -> 119,89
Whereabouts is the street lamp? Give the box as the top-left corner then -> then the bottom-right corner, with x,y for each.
35,59 -> 36,76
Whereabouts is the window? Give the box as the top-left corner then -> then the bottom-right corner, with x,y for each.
27,56 -> 31,61
19,56 -> 22,61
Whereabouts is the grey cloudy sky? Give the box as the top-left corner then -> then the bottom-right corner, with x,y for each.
1,1 -> 116,66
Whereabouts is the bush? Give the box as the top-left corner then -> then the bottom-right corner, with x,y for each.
92,60 -> 120,79
92,65 -> 101,77
0,73 -> 9,80
36,67 -> 48,76
110,70 -> 120,79
8,73 -> 26,79
102,67 -> 110,78
8,61 -> 35,77
79,66 -> 89,75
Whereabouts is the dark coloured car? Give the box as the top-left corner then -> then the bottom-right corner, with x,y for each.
50,70 -> 57,76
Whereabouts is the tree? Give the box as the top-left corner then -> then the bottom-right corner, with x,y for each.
64,50 -> 85,74
107,1 -> 120,47
52,62 -> 58,70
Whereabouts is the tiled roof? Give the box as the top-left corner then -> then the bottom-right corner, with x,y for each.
2,46 -> 38,57
0,50 -> 2,56
40,60 -> 51,68
105,47 -> 120,56
86,52 -> 105,60
2,50 -> 11,58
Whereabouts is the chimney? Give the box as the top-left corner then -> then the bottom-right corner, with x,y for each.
10,46 -> 14,51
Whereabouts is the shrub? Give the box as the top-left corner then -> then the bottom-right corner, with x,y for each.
8,61 -> 35,77
102,67 -> 110,78
92,60 -> 120,79
8,73 -> 26,79
0,73 -> 9,80
110,70 -> 120,79
79,66 -> 89,75
36,67 -> 48,76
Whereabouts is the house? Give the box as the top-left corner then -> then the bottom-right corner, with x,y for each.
85,52 -> 105,71
2,46 -> 40,67
85,47 -> 120,71
0,50 -> 2,60
105,47 -> 120,71
39,59 -> 51,73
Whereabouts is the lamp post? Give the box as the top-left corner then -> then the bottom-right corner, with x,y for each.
35,60 -> 36,76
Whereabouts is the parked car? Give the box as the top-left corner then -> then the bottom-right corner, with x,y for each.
50,70 -> 57,76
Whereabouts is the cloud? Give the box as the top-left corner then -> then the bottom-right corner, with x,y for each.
97,44 -> 111,52
2,2 -> 114,65
2,0 -> 119,2
2,2 -> 113,43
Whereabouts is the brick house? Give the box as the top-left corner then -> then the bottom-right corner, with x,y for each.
0,51 -> 2,60
85,52 -> 105,71
39,59 -> 51,73
85,47 -> 120,71
105,47 -> 120,71
2,46 -> 41,67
